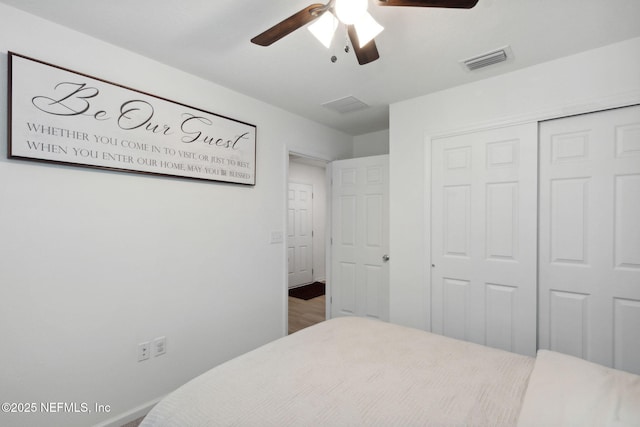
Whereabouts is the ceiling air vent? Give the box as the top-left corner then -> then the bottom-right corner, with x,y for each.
322,96 -> 369,114
462,46 -> 511,71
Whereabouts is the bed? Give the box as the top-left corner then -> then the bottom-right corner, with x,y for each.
141,317 -> 640,427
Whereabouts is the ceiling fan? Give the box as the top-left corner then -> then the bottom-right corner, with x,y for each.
251,0 -> 479,65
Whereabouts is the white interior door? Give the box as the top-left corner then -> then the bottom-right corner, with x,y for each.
431,123 -> 538,356
288,182 -> 313,288
539,105 -> 640,374
331,155 -> 389,321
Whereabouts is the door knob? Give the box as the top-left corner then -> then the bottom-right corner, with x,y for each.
382,254 -> 390,262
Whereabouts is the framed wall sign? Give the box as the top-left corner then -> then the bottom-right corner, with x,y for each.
8,52 -> 257,185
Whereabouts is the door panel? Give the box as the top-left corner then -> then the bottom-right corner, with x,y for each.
485,283 -> 517,350
615,175 -> 640,269
431,123 -> 537,356
288,182 -> 313,288
539,105 -> 640,374
331,155 -> 389,321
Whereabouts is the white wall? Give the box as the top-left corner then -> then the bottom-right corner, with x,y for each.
353,129 -> 389,157
0,4 -> 352,427
288,160 -> 327,283
389,37 -> 640,330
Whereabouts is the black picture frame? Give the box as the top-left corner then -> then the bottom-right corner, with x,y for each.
8,52 -> 257,185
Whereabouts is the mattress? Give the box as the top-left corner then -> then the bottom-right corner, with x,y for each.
142,317 -> 535,426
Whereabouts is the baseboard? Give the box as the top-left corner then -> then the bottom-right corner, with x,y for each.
92,397 -> 162,427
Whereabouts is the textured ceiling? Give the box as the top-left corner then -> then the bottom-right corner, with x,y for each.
2,0 -> 640,135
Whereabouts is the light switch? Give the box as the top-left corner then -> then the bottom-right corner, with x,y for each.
270,231 -> 283,244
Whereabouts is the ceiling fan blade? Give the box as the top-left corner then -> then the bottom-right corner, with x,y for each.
377,0 -> 478,8
347,25 -> 380,65
251,4 -> 326,46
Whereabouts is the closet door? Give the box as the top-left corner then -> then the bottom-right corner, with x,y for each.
431,123 -> 538,356
539,105 -> 640,374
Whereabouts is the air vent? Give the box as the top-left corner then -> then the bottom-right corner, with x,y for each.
462,46 -> 511,71
322,96 -> 369,114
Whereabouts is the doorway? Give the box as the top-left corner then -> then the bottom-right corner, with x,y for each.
287,153 -> 328,334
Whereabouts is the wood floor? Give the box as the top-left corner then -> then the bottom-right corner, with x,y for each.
288,295 -> 326,334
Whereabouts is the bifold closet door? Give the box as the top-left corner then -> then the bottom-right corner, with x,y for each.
431,123 -> 538,357
539,105 -> 640,374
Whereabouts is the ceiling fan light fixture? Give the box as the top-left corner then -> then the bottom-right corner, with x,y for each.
251,0 -> 478,66
308,11 -> 339,48
353,12 -> 384,47
335,0 -> 368,25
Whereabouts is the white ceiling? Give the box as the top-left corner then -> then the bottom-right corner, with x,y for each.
3,0 -> 640,136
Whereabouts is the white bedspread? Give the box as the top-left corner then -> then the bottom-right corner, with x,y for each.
142,317 -> 534,426
517,350 -> 640,427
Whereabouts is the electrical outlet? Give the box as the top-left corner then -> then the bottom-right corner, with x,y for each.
153,336 -> 166,357
137,341 -> 150,362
